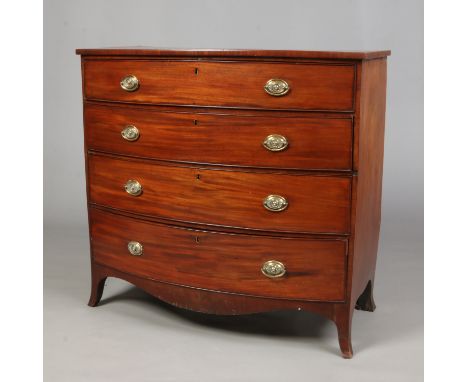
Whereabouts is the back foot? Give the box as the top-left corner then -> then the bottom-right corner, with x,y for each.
355,280 -> 376,312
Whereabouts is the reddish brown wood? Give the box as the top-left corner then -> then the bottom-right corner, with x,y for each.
348,58 -> 387,308
78,49 -> 389,358
322,58 -> 387,358
87,260 -> 356,358
88,260 -> 356,358
333,303 -> 354,358
85,103 -> 353,170
83,60 -> 355,111
88,153 -> 352,234
89,204 -> 349,239
89,262 -> 337,314
76,48 -> 391,60
90,207 -> 347,301
85,100 -> 356,119
88,261 -> 107,307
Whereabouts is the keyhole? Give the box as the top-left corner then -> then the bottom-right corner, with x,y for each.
196,174 -> 201,180
195,236 -> 200,243
194,68 -> 199,75
193,119 -> 198,125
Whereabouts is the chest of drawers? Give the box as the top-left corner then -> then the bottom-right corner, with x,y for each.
76,48 -> 390,358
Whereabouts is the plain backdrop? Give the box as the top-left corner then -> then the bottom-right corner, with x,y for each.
44,1 -> 423,381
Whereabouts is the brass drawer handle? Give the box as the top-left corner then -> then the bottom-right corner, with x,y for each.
120,75 -> 139,92
124,179 -> 142,196
263,194 -> 288,212
262,260 -> 286,278
127,241 -> 143,256
264,79 -> 290,96
263,134 -> 288,152
121,125 -> 140,141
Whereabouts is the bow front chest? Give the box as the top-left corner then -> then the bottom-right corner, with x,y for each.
76,48 -> 390,358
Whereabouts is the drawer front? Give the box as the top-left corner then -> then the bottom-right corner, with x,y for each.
83,60 -> 355,111
85,104 -> 353,170
90,208 -> 347,301
88,154 -> 351,234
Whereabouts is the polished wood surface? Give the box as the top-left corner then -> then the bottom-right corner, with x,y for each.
77,48 -> 391,60
326,59 -> 388,357
349,58 -> 387,307
85,103 -> 353,170
83,60 -> 355,111
88,153 -> 352,234
89,260 -> 359,356
90,207 -> 347,301
78,48 -> 389,358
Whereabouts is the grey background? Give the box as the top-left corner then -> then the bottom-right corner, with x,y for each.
44,0 -> 423,381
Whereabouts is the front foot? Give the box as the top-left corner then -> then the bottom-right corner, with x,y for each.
355,280 -> 376,312
334,304 -> 354,358
88,263 -> 107,307
340,345 -> 354,359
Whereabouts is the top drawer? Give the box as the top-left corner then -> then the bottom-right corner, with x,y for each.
83,60 -> 356,111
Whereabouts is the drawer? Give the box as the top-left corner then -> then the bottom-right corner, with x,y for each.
83,60 -> 355,111
90,208 -> 347,301
85,104 -> 353,170
88,154 -> 351,234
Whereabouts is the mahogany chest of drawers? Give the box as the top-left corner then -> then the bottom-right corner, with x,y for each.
76,48 -> 390,358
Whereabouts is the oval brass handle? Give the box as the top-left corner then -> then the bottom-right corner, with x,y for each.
127,241 -> 143,256
124,179 -> 142,196
262,260 -> 286,278
264,79 -> 290,96
263,194 -> 288,212
120,75 -> 139,92
121,125 -> 140,141
263,134 -> 288,152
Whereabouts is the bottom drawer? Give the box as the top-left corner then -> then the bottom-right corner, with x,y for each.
90,208 -> 347,301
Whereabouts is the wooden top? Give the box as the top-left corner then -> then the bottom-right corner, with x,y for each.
76,48 -> 391,60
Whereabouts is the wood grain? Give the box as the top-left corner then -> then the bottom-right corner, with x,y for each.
90,208 -> 347,301
88,153 -> 352,234
85,103 -> 353,170
349,58 -> 388,305
76,48 -> 391,60
83,60 -> 355,111
92,262 -> 344,317
77,49 -> 390,358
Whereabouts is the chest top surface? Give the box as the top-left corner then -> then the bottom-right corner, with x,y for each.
76,47 -> 391,60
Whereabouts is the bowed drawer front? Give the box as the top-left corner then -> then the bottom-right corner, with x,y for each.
88,153 -> 351,234
83,60 -> 356,111
90,208 -> 347,301
77,48 -> 390,358
85,103 -> 353,170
